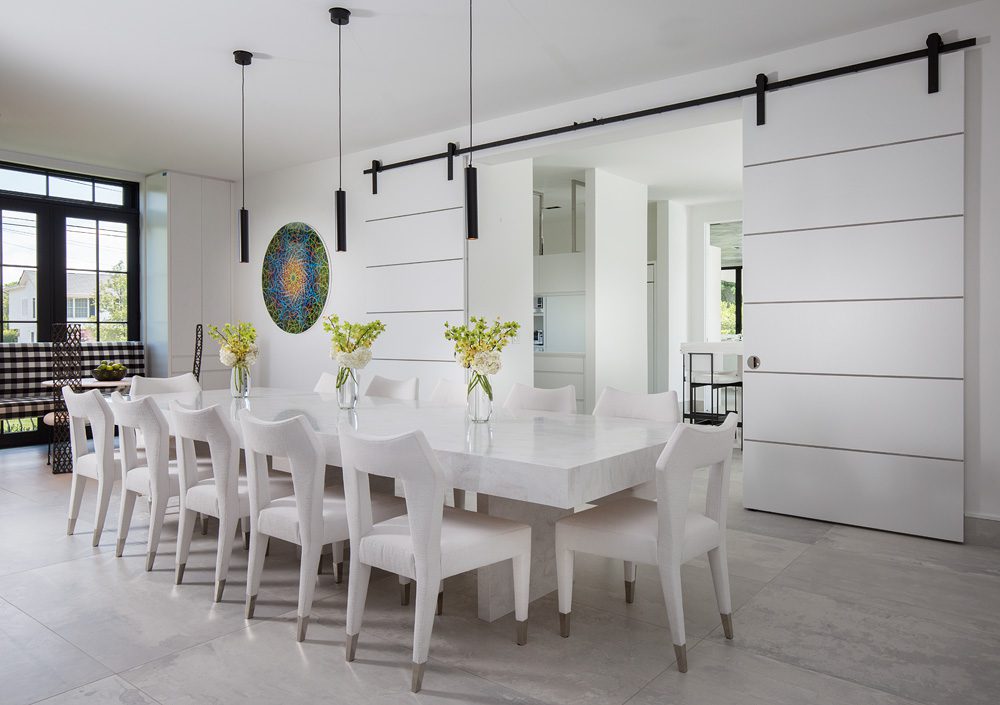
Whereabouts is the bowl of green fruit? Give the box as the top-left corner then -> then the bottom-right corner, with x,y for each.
93,360 -> 128,382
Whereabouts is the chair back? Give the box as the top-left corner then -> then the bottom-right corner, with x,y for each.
339,424 -> 445,577
131,372 -> 201,396
365,374 -> 419,400
313,371 -> 339,393
238,413 -> 326,547
593,387 -> 679,423
503,382 -> 576,414
170,402 -> 240,519
428,378 -> 467,406
107,392 -> 171,497
655,414 -> 738,564
61,388 -> 115,480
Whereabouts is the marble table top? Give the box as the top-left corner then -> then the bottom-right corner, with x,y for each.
141,387 -> 678,509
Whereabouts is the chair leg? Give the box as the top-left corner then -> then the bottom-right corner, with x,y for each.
708,545 -> 734,639
399,575 -> 412,605
175,507 -> 197,584
145,493 -> 169,571
92,479 -> 114,547
67,473 -> 88,535
214,515 -> 239,602
345,558 -> 371,662
555,540 -> 574,638
116,489 -> 137,557
295,542 -> 323,642
331,540 -> 345,584
200,513 -> 209,535
624,561 -> 638,603
410,575 -> 440,693
245,531 -> 269,619
658,563 -> 687,672
512,552 -> 530,645
240,515 -> 250,550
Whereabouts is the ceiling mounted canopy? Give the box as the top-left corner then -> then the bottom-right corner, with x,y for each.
234,49 -> 253,263
330,7 -> 351,253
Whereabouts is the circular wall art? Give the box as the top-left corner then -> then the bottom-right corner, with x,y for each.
261,221 -> 330,334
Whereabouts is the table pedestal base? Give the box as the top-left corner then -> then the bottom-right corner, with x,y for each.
475,494 -> 573,622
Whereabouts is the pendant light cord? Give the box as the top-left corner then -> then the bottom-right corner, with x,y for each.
241,63 -> 246,209
338,22 -> 343,189
468,0 -> 473,166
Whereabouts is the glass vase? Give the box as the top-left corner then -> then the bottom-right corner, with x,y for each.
337,367 -> 360,410
467,376 -> 493,423
230,364 -> 251,398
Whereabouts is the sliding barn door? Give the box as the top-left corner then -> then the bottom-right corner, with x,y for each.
741,54 -> 965,540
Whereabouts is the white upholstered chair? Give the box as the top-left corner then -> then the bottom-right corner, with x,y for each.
554,414 -> 738,673
365,374 -> 419,400
239,413 -> 404,642
593,386 -> 681,502
108,392 -> 212,570
428,378 -> 467,406
503,382 -> 576,414
63,388 -> 117,546
170,402 -> 293,601
339,424 -> 532,692
130,372 -> 201,396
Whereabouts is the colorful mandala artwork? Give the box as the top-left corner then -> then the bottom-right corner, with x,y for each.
261,222 -> 330,334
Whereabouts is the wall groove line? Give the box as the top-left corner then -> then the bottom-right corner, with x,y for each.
744,130 -> 963,168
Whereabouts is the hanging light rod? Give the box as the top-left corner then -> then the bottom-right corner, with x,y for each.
234,49 -> 253,263
330,6 -> 350,252
362,33 -> 975,181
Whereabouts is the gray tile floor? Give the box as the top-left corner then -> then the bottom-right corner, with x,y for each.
1,444 -> 998,705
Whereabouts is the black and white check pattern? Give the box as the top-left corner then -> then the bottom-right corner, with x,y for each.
0,341 -> 146,420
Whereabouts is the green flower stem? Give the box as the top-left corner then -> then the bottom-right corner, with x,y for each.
336,366 -> 357,390
467,371 -> 493,401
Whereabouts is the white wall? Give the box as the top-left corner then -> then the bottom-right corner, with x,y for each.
468,160 -> 534,404
666,201 -> 688,394
586,168 -> 648,409
233,0 -> 1000,521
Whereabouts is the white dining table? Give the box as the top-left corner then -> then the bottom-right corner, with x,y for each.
142,387 -> 678,622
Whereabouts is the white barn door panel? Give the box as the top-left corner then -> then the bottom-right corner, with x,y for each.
741,52 -> 964,540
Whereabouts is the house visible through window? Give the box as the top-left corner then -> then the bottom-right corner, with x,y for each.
0,162 -> 139,343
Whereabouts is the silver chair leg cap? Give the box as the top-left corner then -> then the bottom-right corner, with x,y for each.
92,530 -> 101,548
115,538 -> 125,558
334,561 -> 344,584
145,551 -> 156,572
345,632 -> 358,662
175,563 -> 186,585
624,579 -> 636,604
436,591 -> 444,616
296,615 -> 309,642
245,594 -> 257,619
559,612 -> 570,638
721,612 -> 734,640
400,581 -> 411,606
516,619 -> 528,646
214,579 -> 226,603
66,518 -> 76,535
411,662 -> 426,693
674,643 -> 688,673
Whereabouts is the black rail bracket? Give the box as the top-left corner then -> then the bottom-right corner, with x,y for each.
447,142 -> 458,181
927,32 -> 943,93
755,73 -> 769,126
371,159 -> 382,194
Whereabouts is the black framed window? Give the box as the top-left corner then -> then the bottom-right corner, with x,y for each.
0,162 -> 139,343
721,265 -> 742,336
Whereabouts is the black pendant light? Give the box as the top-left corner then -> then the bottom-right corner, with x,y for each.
234,49 -> 253,263
465,0 -> 478,240
330,7 -> 351,252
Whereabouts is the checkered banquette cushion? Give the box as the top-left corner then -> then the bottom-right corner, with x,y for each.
0,341 -> 145,420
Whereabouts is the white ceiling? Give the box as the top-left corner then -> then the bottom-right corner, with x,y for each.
0,0 -> 973,180
534,120 -> 743,205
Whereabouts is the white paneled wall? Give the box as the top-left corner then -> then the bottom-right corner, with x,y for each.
361,161 -> 466,395
742,52 -> 965,540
